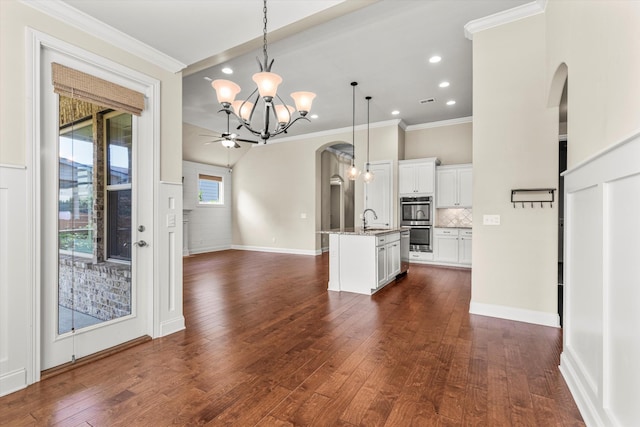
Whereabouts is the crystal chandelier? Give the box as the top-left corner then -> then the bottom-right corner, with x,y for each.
210,0 -> 316,142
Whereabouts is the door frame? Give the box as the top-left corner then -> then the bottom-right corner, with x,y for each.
26,29 -> 161,382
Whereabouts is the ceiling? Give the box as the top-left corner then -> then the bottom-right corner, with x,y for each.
59,0 -> 529,144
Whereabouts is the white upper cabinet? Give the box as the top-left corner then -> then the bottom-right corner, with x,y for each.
399,158 -> 439,196
436,164 -> 472,208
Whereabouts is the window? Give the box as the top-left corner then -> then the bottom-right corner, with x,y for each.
198,174 -> 224,205
106,112 -> 133,260
58,119 -> 94,257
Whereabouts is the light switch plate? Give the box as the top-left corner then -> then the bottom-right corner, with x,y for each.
483,214 -> 501,225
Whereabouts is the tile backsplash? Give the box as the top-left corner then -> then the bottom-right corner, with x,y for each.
437,208 -> 473,228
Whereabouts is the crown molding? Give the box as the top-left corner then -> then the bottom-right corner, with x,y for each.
261,119 -> 404,145
405,116 -> 472,132
20,0 -> 186,73
464,0 -> 547,40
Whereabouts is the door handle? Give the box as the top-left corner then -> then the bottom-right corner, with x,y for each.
133,240 -> 148,247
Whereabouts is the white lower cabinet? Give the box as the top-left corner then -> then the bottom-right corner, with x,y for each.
376,244 -> 387,288
387,238 -> 401,278
434,229 -> 459,263
458,230 -> 473,265
433,228 -> 472,267
377,233 -> 401,288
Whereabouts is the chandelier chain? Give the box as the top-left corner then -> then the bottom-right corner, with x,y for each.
263,0 -> 268,64
352,83 -> 356,166
366,97 -> 370,170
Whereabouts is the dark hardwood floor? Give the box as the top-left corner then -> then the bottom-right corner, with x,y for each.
1,250 -> 584,426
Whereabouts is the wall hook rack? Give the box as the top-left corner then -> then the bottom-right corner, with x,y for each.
511,188 -> 556,208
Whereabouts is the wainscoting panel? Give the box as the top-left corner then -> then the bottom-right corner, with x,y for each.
604,173 -> 640,426
561,132 -> 640,426
157,182 -> 185,337
0,165 -> 30,396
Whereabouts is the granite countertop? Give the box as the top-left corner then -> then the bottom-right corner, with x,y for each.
435,225 -> 472,229
319,227 -> 408,236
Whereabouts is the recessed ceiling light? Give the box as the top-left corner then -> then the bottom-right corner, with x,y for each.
429,55 -> 442,64
221,67 -> 233,75
391,110 -> 400,115
439,81 -> 450,88
310,114 -> 318,119
446,100 -> 456,106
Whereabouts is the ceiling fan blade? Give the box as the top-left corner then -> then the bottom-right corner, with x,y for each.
234,143 -> 241,149
199,133 -> 222,137
236,138 -> 259,144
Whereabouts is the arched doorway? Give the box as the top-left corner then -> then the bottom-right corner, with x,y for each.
549,63 -> 568,326
318,143 -> 355,250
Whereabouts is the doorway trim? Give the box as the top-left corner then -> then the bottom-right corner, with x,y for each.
26,28 -> 161,384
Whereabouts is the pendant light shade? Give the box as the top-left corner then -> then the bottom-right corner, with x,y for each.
212,79 -> 241,107
290,91 -> 316,115
232,100 -> 253,121
362,169 -> 374,183
275,104 -> 295,124
252,71 -> 283,99
363,96 -> 375,183
347,82 -> 360,181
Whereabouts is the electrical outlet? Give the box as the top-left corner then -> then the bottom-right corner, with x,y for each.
300,213 -> 307,219
483,214 -> 501,226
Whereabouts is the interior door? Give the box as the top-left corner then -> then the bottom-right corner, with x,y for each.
40,49 -> 152,370
364,161 -> 391,228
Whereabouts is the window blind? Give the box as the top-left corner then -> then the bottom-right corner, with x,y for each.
198,174 -> 222,182
52,63 -> 145,116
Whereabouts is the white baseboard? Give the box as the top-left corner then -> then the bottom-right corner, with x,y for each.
0,368 -> 27,397
469,301 -> 560,327
187,245 -> 232,255
560,350 -> 607,427
158,316 -> 185,337
231,245 -> 321,256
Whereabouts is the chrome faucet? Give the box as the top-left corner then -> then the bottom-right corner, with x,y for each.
362,208 -> 378,230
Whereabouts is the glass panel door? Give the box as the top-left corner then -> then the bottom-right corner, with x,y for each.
41,50 -> 150,371
57,111 -> 134,335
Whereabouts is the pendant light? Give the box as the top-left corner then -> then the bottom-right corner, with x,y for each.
346,82 -> 360,180
362,96 -> 374,183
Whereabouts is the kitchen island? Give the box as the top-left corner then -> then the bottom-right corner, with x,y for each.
321,228 -> 409,295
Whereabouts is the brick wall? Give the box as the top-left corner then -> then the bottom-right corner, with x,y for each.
58,254 -> 131,321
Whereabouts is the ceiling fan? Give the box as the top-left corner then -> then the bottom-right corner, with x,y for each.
201,113 -> 259,148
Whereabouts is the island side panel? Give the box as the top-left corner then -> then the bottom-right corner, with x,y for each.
328,233 -> 341,291
338,234 -> 377,294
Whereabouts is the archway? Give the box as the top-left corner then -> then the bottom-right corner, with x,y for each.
315,142 -> 355,251
549,63 -> 568,326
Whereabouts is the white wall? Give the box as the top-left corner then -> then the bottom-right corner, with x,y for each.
182,160 -> 232,254
545,1 -> 640,168
0,0 -> 183,395
231,121 -> 402,254
405,120 -> 473,165
471,13 -> 559,326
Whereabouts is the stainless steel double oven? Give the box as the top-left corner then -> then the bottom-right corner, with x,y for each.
400,196 -> 432,252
